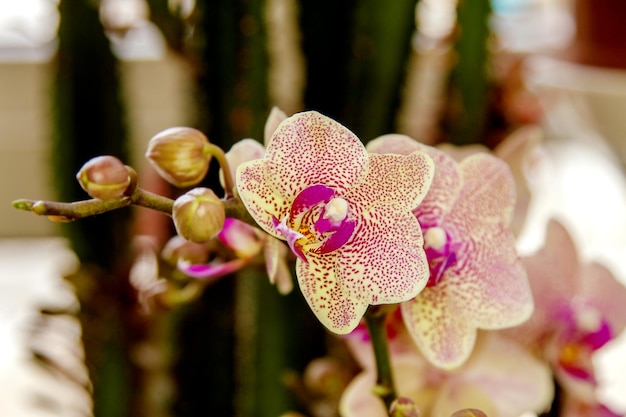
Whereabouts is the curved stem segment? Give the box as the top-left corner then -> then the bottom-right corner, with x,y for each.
365,305 -> 397,413
205,143 -> 235,199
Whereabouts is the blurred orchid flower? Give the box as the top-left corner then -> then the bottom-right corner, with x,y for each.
236,111 -> 435,333
179,217 -> 294,294
509,219 -> 626,407
368,135 -> 533,369
340,324 -> 553,417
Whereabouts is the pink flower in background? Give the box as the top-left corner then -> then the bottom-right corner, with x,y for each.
510,219 -> 626,408
340,324 -> 553,417
368,135 -> 533,369
236,111 -> 434,333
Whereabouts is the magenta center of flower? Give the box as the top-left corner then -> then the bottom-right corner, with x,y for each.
422,226 -> 457,287
272,184 -> 356,262
554,303 -> 613,381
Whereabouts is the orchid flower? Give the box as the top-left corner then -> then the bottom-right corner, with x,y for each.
367,135 -> 533,369
340,323 -> 553,417
236,111 -> 435,333
510,219 -> 626,408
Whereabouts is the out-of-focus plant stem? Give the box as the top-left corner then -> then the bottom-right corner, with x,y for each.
299,0 -> 419,141
51,1 -> 139,416
443,0 -> 493,146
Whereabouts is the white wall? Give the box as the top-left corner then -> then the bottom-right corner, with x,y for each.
0,53 -> 192,237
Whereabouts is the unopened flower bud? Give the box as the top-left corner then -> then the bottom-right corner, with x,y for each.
389,397 -> 419,417
173,188 -> 225,243
161,235 -> 209,265
146,127 -> 211,188
76,155 -> 131,200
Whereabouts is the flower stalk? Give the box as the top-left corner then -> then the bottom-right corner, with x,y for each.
205,142 -> 236,199
365,305 -> 397,412
12,191 -> 258,227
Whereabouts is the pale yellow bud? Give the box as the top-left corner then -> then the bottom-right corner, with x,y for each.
173,188 -> 225,243
146,127 -> 211,188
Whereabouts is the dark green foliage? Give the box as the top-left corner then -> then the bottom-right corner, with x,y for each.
50,2 -> 138,417
299,0 -> 419,141
442,0 -> 493,146
51,0 -> 131,266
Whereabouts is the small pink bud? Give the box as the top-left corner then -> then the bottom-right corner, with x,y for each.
389,397 -> 420,417
76,155 -> 131,200
173,188 -> 225,243
146,127 -> 211,188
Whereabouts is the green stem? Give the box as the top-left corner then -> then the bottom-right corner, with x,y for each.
365,305 -> 397,412
13,190 -> 259,227
131,188 -> 174,215
223,197 -> 256,226
205,143 -> 235,199
12,197 -> 132,221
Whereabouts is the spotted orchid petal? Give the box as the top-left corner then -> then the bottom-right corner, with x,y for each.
369,135 -> 533,368
400,283 -> 477,368
263,111 -> 370,197
367,135 -> 462,227
404,151 -> 532,368
443,154 -> 533,328
237,112 -> 434,333
220,138 -> 267,192
264,106 -> 287,147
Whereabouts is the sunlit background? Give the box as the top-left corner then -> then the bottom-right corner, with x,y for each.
1,0 -> 625,416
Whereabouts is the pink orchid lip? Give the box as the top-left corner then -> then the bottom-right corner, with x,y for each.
290,184 -> 335,217
422,226 -> 458,287
273,184 -> 356,262
555,304 -> 613,350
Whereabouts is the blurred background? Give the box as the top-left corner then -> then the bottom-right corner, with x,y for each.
0,0 -> 625,416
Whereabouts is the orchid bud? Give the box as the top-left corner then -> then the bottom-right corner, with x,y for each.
389,397 -> 419,417
161,235 -> 209,265
146,127 -> 211,188
76,155 -> 131,200
173,188 -> 225,243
